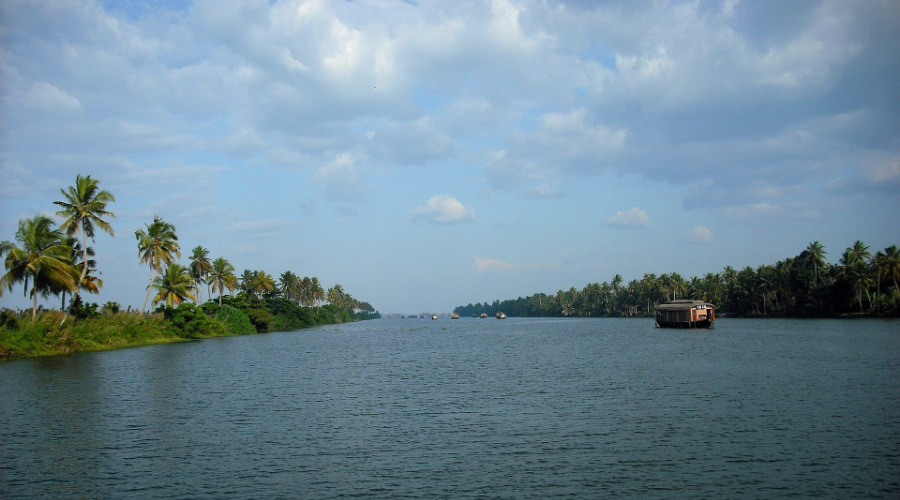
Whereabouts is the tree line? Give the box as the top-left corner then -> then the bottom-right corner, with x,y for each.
455,241 -> 900,319
0,174 -> 376,320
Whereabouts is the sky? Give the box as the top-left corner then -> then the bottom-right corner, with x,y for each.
1,0 -> 898,315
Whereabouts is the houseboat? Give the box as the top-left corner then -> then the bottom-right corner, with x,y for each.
655,300 -> 715,329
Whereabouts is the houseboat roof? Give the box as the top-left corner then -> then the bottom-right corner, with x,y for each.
655,300 -> 715,312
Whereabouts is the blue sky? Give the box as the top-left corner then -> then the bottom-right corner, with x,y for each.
1,0 -> 898,314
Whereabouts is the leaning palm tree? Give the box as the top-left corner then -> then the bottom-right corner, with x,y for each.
54,174 -> 115,302
209,257 -> 237,305
152,263 -> 196,308
188,245 -> 212,304
0,216 -> 79,319
135,216 -> 180,312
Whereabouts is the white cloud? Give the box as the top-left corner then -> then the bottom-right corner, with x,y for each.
686,225 -> 713,243
22,82 -> 82,112
606,207 -> 649,228
475,257 -> 515,272
315,151 -> 368,204
410,195 -> 476,224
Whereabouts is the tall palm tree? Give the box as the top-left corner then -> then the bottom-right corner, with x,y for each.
209,257 -> 237,305
327,284 -> 345,308
311,277 -> 325,309
0,216 -> 79,319
152,263 -> 195,308
135,216 -> 180,312
188,246 -> 212,304
54,174 -> 115,300
240,270 -> 255,297
806,241 -> 826,285
279,271 -> 299,304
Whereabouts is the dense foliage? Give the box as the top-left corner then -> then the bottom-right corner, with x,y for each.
455,241 -> 900,319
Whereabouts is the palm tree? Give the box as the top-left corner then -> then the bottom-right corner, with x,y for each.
806,241 -> 826,285
279,271 -> 299,304
209,257 -> 237,305
54,174 -> 115,301
0,216 -> 79,319
188,246 -> 212,304
327,284 -> 345,308
152,263 -> 195,308
250,270 -> 276,297
882,245 -> 900,295
135,216 -> 180,312
311,277 -> 325,309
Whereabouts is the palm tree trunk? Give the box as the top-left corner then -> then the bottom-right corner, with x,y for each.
141,270 -> 156,312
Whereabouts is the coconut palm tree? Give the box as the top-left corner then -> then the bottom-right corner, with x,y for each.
54,174 -> 115,301
311,277 -> 325,309
806,241 -> 826,285
250,270 -> 276,297
327,284 -> 345,308
0,216 -> 79,319
882,245 -> 900,295
279,271 -> 300,304
209,257 -> 237,305
135,216 -> 180,312
152,263 -> 195,308
188,245 -> 212,304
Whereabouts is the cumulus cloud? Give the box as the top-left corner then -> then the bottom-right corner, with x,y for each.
475,257 -> 515,272
606,207 -> 649,228
685,225 -> 713,243
410,195 -> 476,224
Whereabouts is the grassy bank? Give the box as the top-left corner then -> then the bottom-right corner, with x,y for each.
0,296 -> 376,361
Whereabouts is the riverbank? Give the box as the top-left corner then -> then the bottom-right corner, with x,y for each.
0,298 -> 374,360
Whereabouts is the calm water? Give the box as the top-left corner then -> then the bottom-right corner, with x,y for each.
1,317 -> 898,498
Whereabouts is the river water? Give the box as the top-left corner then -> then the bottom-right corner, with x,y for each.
1,317 -> 898,498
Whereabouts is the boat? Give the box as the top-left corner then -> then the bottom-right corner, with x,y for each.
480,313 -> 488,318
655,300 -> 715,328
496,312 -> 507,319
432,314 -> 438,320
451,312 -> 460,319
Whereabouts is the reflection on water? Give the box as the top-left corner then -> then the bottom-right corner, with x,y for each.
1,318 -> 898,498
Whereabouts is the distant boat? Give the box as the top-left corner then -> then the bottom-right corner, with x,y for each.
432,314 -> 438,320
496,312 -> 507,319
655,300 -> 715,329
480,313 -> 488,318
451,312 -> 460,319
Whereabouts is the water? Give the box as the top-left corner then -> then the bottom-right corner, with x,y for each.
1,317 -> 898,498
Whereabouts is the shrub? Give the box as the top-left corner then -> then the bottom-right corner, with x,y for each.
215,305 -> 256,335
163,303 -> 223,339
102,301 -> 121,314
0,309 -> 19,330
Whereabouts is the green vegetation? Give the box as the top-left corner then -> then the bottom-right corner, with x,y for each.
455,241 -> 900,319
0,174 -> 379,360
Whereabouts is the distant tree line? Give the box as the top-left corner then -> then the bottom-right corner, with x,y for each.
454,241 -> 900,319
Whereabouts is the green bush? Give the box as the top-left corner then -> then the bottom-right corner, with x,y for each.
102,301 -> 121,314
215,304 -> 256,335
162,303 -> 223,339
0,309 -> 19,330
